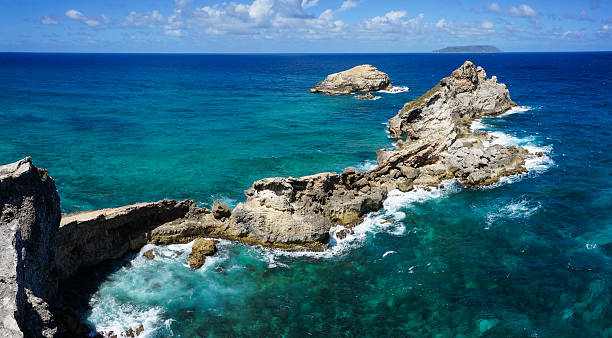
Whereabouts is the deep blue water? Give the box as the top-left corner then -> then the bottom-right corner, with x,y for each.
0,53 -> 610,336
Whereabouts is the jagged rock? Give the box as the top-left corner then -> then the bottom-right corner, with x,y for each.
142,249 -> 155,260
212,201 -> 231,220
55,199 -> 194,280
187,238 -> 217,270
136,324 -> 144,336
355,93 -> 376,100
378,60 -> 526,188
310,65 -> 392,95
227,172 -> 387,250
0,158 -> 60,337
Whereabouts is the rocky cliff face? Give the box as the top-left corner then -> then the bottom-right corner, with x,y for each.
55,199 -> 194,280
0,158 -> 61,338
310,64 -> 392,95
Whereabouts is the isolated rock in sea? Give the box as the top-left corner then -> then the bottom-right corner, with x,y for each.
0,157 -> 61,337
310,65 -> 392,95
55,199 -> 193,280
142,249 -> 155,260
187,238 -> 217,269
355,93 -> 376,100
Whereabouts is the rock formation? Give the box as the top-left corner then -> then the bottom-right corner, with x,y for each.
0,158 -> 61,337
187,238 -> 217,269
222,61 -> 534,249
0,60 -> 539,336
355,93 -> 376,100
55,199 -> 194,280
310,65 -> 392,95
383,60 -> 528,187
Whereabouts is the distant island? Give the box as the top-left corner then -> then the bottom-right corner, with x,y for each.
433,45 -> 502,53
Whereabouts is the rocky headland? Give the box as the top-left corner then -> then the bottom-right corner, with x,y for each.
310,64 -> 392,95
0,61 -> 539,336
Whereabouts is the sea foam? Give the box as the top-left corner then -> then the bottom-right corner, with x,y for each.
471,106 -> 554,186
378,86 -> 410,94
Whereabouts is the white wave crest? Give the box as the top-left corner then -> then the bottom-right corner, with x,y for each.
500,105 -> 531,117
378,86 -> 410,94
87,297 -> 170,337
355,159 -> 378,172
470,106 -> 554,185
485,198 -> 541,229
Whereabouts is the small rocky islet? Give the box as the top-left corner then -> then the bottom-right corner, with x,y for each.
0,61 -> 539,337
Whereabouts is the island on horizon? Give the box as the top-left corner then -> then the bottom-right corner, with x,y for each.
433,45 -> 502,53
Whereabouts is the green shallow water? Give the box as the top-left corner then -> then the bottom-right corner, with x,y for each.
0,53 -> 610,336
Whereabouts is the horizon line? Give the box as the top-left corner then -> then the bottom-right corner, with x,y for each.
1,50 -> 611,55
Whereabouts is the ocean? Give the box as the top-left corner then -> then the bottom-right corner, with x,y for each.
0,52 -> 610,336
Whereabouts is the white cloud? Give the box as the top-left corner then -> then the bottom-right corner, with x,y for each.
487,3 -> 502,13
435,18 -> 447,29
481,20 -> 494,29
339,0 -> 357,12
249,0 -> 274,21
486,3 -> 537,18
560,30 -> 584,40
41,16 -> 58,25
301,0 -> 318,9
509,4 -> 537,17
174,0 -> 193,8
66,9 -> 86,21
124,10 -> 165,27
65,9 -> 106,27
164,29 -> 184,36
84,19 -> 100,27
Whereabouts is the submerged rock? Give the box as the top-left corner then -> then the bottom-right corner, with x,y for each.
187,238 -> 217,269
0,157 -> 61,337
310,65 -> 392,95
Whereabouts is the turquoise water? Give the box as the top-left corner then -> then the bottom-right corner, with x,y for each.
0,53 -> 610,336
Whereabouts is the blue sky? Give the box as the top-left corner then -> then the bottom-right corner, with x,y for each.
1,0 -> 611,52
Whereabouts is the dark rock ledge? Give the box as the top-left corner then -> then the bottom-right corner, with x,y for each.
0,61 -> 540,337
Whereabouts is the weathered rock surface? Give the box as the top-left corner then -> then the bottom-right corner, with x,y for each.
187,238 -> 217,269
310,65 -> 392,95
0,158 -> 61,337
355,93 -> 376,100
55,199 -> 193,280
227,172 -> 387,250
379,60 -> 529,187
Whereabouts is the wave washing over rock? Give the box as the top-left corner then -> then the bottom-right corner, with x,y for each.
0,61 -> 552,337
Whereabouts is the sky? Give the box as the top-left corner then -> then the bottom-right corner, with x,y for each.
1,0 -> 611,52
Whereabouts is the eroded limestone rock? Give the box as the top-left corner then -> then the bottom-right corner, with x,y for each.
187,238 -> 217,270
0,157 -> 61,337
55,199 -> 193,280
310,65 -> 392,95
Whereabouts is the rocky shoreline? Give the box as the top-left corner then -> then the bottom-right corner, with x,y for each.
0,61 -> 540,336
